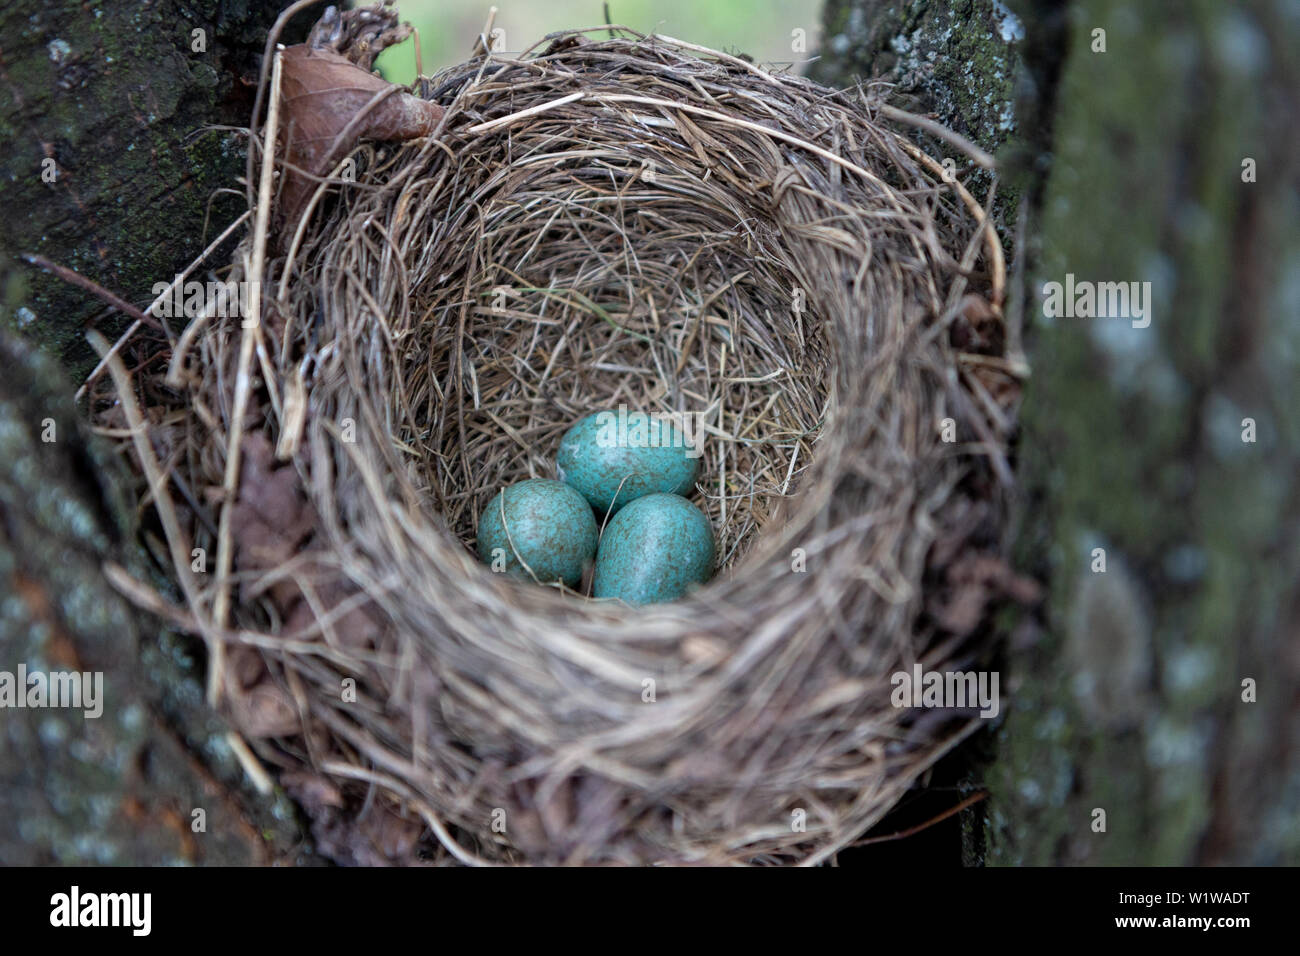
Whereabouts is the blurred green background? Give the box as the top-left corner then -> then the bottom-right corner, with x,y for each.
374,0 -> 821,82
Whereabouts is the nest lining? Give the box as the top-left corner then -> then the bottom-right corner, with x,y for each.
101,27 -> 1015,865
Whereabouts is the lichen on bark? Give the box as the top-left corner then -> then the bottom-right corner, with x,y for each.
812,0 -> 1036,232
816,0 -> 1300,866
986,0 -> 1300,865
0,329 -> 306,864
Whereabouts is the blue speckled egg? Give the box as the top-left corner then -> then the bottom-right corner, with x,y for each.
477,479 -> 598,586
557,410 -> 700,513
593,493 -> 715,605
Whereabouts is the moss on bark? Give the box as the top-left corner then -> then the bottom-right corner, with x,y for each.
811,0 -> 1042,234
817,0 -> 1300,865
986,0 -> 1300,865
0,0 -> 306,381
0,328 -> 307,864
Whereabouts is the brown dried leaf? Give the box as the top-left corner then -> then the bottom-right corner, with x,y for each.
276,44 -> 444,241
226,645 -> 266,689
288,786 -> 425,866
225,671 -> 301,738
229,433 -> 316,574
281,573 -> 384,651
280,771 -> 345,812
360,805 -> 425,861
950,292 -> 1004,354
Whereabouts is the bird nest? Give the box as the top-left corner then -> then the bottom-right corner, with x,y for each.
94,17 -> 1021,865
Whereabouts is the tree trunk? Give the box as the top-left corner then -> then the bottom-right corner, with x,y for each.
0,0 -> 309,379
818,0 -> 1300,864
0,331 -> 309,864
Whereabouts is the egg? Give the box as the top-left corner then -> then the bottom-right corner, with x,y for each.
557,409 -> 700,513
476,479 -> 598,586
593,493 -> 715,605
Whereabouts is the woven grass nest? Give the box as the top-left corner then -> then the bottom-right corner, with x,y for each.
96,17 -> 1023,865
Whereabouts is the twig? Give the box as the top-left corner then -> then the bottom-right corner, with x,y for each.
76,210 -> 250,401
320,760 -> 493,867
247,0 -> 327,209
21,253 -> 164,334
895,139 -> 1006,309
87,330 -> 223,697
471,6 -> 499,58
590,93 -> 892,191
879,103 -> 996,169
849,791 -> 988,847
211,45 -> 285,705
226,731 -> 275,795
465,91 -> 586,135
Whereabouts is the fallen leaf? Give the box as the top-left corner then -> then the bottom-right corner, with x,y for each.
225,671 -> 301,738
229,433 -> 316,584
276,44 -> 444,241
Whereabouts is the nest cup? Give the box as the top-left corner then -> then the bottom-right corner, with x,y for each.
129,29 -> 1014,864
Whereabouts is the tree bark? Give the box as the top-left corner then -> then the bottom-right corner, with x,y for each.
0,331 -> 308,864
0,0 -> 308,379
818,0 -> 1300,864
989,0 -> 1300,865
